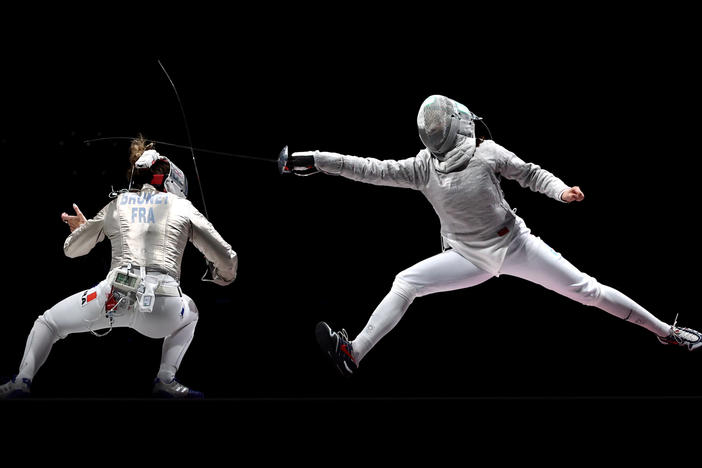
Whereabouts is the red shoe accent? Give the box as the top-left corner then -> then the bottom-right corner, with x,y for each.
340,344 -> 356,363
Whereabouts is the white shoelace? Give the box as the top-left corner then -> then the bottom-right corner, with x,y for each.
670,314 -> 701,343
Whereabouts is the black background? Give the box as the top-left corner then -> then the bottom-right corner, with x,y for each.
1,7 -> 700,441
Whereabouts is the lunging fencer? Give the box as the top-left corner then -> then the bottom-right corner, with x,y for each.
0,136 -> 238,398
281,94 -> 701,377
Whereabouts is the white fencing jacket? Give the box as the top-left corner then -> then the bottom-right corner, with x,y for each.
313,137 -> 569,276
63,184 -> 238,286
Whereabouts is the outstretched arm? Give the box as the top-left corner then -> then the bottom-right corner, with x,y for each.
290,150 -> 429,190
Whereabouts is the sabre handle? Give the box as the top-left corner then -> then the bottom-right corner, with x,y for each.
287,151 -> 319,176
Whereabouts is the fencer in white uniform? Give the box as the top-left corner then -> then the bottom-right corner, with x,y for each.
0,143 -> 237,398
282,95 -> 701,377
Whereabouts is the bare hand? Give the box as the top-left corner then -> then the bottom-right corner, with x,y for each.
561,186 -> 585,203
61,204 -> 87,232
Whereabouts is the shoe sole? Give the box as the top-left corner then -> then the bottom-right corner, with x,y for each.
152,390 -> 204,399
0,390 -> 30,400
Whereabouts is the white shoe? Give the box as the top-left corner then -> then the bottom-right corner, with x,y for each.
657,325 -> 702,351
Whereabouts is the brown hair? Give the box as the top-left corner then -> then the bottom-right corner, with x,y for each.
129,134 -> 155,167
128,134 -> 170,187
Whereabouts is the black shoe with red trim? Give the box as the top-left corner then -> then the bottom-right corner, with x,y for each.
315,321 -> 358,377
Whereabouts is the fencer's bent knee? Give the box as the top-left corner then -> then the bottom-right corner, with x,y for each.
34,315 -> 63,341
391,275 -> 418,302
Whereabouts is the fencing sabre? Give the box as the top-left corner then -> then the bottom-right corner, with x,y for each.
84,136 -> 278,164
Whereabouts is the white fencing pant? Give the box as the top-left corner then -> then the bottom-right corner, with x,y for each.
16,274 -> 198,383
351,232 -> 671,364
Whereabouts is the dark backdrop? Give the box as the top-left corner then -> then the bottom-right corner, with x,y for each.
1,10 -> 699,418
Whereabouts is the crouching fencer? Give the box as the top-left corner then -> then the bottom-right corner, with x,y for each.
0,136 -> 238,398
281,95 -> 701,377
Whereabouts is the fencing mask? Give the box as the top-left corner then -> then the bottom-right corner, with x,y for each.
417,95 -> 478,157
134,149 -> 189,198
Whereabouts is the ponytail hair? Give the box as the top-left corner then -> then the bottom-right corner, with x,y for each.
127,134 -> 170,189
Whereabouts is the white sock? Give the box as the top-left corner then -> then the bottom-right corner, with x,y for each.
17,317 -> 60,381
157,365 -> 176,383
158,320 -> 197,383
597,285 -> 670,337
352,287 -> 414,364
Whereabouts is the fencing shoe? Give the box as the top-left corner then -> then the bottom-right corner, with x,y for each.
315,321 -> 358,377
657,325 -> 702,351
0,376 -> 31,399
152,378 -> 204,399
